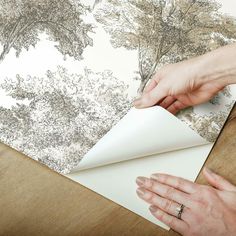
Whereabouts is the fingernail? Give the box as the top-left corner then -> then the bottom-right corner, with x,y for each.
150,174 -> 159,181
136,177 -> 146,186
149,205 -> 158,213
136,188 -> 146,197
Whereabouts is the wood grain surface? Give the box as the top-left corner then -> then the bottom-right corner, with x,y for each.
0,104 -> 235,236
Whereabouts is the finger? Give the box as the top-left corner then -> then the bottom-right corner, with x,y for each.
143,79 -> 158,93
136,187 -> 191,221
134,85 -> 167,108
203,167 -> 236,192
136,177 -> 192,207
150,173 -> 198,194
166,100 -> 187,114
149,205 -> 188,234
158,96 -> 176,108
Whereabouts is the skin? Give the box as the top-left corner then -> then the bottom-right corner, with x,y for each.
136,168 -> 236,236
134,43 -> 236,235
134,43 -> 236,114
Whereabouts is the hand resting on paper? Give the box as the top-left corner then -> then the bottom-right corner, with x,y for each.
134,43 -> 236,114
136,168 -> 236,236
134,44 -> 236,235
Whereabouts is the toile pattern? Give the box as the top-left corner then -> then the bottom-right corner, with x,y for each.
0,0 -> 235,173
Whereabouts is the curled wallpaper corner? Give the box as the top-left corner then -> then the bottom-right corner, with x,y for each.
67,142 -> 214,230
0,0 -> 235,231
72,106 -> 209,172
0,0 -> 235,174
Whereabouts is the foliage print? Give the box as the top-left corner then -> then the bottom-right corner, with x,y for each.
0,67 -> 131,173
178,105 -> 234,142
94,0 -> 236,92
0,0 -> 93,62
0,0 -> 235,173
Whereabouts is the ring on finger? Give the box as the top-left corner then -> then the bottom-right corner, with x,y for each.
159,198 -> 185,220
176,204 -> 185,220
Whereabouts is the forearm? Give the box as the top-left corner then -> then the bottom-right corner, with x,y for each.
196,43 -> 236,87
134,43 -> 236,110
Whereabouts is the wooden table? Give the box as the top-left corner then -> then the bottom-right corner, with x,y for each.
0,105 -> 235,236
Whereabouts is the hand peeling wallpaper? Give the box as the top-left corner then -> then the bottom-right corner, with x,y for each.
0,0 -> 235,173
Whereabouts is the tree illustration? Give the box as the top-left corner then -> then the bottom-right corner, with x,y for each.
0,67 -> 131,173
0,0 -> 93,62
177,87 -> 234,142
177,104 -> 234,142
95,0 -> 236,92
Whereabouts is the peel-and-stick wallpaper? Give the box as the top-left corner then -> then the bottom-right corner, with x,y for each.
0,0 -> 235,173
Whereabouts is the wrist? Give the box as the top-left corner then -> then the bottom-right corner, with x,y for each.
194,44 -> 236,87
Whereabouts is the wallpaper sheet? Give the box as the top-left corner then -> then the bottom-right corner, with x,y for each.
0,0 -> 236,174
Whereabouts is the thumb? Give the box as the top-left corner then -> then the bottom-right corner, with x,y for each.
134,84 -> 167,108
203,167 -> 236,192
143,79 -> 158,94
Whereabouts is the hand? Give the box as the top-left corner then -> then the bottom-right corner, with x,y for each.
136,167 -> 236,236
134,43 -> 236,114
134,59 -> 224,114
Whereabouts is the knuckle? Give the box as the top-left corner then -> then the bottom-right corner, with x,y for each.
165,186 -> 175,199
196,199 -> 205,207
195,186 -> 215,203
175,178 -> 182,189
145,178 -> 154,189
162,199 -> 172,211
142,94 -> 151,104
161,83 -> 170,94
149,193 -> 156,204
191,201 -> 202,211
153,74 -> 161,83
173,102 -> 181,110
201,186 -> 214,197
157,210 -> 165,221
188,209 -> 204,225
147,191 -> 156,202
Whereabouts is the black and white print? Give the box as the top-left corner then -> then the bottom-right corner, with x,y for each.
0,0 -> 235,173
